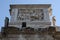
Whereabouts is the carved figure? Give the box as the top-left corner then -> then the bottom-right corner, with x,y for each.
52,16 -> 56,26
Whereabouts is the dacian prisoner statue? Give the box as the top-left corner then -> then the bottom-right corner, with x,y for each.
52,16 -> 56,26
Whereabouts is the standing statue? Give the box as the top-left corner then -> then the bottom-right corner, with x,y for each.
52,16 -> 56,26
48,7 -> 52,16
4,17 -> 9,27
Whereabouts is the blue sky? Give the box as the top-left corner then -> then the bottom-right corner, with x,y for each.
0,0 -> 60,31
